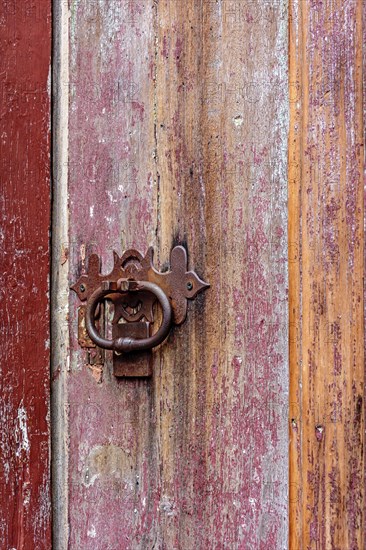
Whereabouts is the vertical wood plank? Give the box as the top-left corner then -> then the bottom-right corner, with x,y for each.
289,1 -> 365,548
0,1 -> 52,548
288,0 -> 303,546
155,1 -> 289,547
51,0 -> 70,547
67,2 -> 159,548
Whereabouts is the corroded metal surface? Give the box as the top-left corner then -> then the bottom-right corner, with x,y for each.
0,1 -> 52,547
65,1 -> 288,548
289,1 -> 365,548
113,322 -> 152,377
84,279 -> 173,354
71,246 -> 208,374
78,305 -> 96,348
71,246 -> 209,325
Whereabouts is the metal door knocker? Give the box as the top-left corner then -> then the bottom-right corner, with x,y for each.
71,246 -> 209,376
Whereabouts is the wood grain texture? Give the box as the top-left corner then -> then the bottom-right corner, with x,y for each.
155,1 -> 288,548
289,1 -> 365,548
51,0 -> 70,547
64,1 -> 288,548
0,1 -> 52,548
67,2 -> 158,548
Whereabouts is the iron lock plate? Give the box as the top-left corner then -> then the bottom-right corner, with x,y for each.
71,246 -> 209,377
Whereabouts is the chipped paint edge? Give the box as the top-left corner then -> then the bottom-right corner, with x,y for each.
51,1 -> 70,548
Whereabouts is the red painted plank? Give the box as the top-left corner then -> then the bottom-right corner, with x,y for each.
0,1 -> 52,548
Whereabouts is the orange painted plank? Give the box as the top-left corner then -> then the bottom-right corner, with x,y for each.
289,1 -> 364,548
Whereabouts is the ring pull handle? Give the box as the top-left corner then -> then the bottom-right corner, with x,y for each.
85,279 -> 172,353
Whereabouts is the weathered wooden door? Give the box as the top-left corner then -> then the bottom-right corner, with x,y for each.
52,1 -> 289,548
1,1 -> 365,549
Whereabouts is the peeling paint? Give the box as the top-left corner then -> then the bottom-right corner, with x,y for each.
0,2 -> 52,546
65,0 -> 288,548
82,444 -> 134,489
16,406 -> 30,457
289,1 -> 364,548
87,524 -> 96,538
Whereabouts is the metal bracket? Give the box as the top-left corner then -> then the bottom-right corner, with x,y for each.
71,246 -> 209,377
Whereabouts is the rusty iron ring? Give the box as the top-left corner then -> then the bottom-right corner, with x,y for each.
85,279 -> 172,353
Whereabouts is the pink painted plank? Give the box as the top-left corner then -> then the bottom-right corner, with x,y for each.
68,2 -> 159,548
65,1 -> 288,548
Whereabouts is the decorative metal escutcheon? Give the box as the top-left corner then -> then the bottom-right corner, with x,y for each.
71,246 -> 209,377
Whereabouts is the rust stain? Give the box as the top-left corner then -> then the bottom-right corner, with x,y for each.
60,244 -> 68,265
87,364 -> 103,384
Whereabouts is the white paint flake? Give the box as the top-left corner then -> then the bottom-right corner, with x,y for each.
87,524 -> 96,538
233,114 -> 243,127
16,406 -> 30,457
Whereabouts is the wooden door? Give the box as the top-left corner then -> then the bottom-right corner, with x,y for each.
1,1 -> 365,549
53,1 -> 289,548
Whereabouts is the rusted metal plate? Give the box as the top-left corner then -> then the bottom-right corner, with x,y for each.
113,322 -> 152,377
289,1 -> 365,548
63,0 -> 288,548
71,246 -> 209,325
71,246 -> 209,374
78,306 -> 95,348
0,1 -> 52,548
